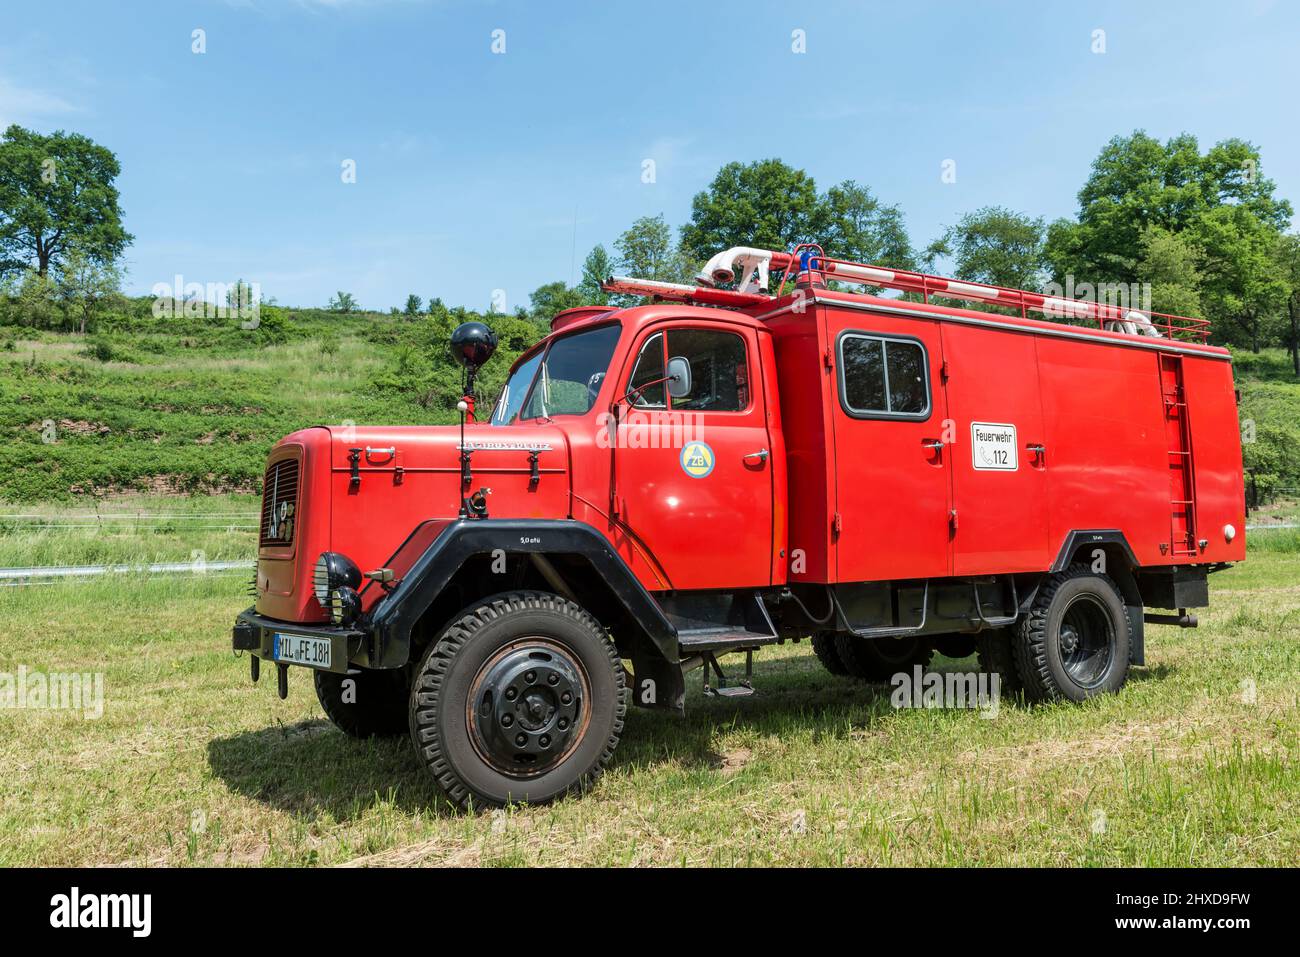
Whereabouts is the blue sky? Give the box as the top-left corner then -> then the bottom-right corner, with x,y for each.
3,0 -> 1298,311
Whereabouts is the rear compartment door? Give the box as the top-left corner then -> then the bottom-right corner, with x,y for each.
940,322 -> 1050,574
830,314 -> 952,582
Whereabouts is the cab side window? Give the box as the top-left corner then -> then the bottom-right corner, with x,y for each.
839,332 -> 930,419
666,329 -> 749,412
628,333 -> 666,408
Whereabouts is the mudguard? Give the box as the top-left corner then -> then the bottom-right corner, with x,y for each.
365,518 -> 678,668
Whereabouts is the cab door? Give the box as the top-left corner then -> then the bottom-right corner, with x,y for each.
829,314 -> 952,583
611,320 -> 774,589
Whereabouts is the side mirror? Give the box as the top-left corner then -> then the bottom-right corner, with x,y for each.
667,356 -> 692,399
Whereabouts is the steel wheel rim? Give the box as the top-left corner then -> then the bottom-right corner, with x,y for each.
1058,594 -> 1114,689
466,638 -> 591,779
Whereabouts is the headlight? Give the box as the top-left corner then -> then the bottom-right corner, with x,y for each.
313,552 -> 361,609
328,586 -> 361,625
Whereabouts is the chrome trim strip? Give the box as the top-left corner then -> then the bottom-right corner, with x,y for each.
753,295 -> 1231,362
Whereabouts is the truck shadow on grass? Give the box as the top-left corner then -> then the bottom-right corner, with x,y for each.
205,655 -> 1174,820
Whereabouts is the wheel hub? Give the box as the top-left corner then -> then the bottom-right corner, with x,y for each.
1059,623 -> 1080,656
470,642 -> 584,777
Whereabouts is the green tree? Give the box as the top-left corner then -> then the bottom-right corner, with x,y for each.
328,291 -> 358,313
528,281 -> 585,322
11,269 -> 60,328
56,245 -> 124,334
924,206 -> 1046,290
822,180 -> 914,269
0,125 -> 132,278
1135,226 -> 1204,318
225,279 -> 256,315
680,159 -> 825,263
1275,233 -> 1300,375
1189,205 -> 1289,352
1045,131 -> 1291,287
615,214 -> 690,282
577,244 -> 612,304
404,294 -> 422,316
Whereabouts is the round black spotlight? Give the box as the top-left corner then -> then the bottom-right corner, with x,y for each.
328,585 -> 362,625
313,551 -> 362,608
449,321 -> 498,371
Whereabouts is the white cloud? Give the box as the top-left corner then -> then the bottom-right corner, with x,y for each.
0,78 -> 77,129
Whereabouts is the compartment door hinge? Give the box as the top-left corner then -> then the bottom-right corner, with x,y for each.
832,512 -> 842,539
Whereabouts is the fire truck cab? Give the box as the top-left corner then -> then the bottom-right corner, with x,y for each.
232,245 -> 1246,809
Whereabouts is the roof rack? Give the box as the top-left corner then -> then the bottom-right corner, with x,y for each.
774,244 -> 1210,343
603,246 -> 1211,344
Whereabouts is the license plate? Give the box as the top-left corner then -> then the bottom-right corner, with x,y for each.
272,633 -> 332,669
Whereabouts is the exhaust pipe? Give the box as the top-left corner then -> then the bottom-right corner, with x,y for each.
1144,608 -> 1198,628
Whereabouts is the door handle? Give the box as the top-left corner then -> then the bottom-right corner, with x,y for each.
921,439 -> 944,450
1025,442 -> 1046,461
743,449 -> 770,463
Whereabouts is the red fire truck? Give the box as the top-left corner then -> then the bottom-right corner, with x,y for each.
232,244 -> 1246,809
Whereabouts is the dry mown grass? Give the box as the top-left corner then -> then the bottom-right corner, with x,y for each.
0,554 -> 1296,867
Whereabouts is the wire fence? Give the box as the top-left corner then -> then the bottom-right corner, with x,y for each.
0,559 -> 254,586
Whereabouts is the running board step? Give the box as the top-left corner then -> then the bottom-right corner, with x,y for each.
699,649 -> 755,698
660,590 -> 778,654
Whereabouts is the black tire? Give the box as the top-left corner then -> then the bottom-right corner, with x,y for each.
834,633 -> 933,682
933,634 -> 978,659
1013,565 -> 1132,703
409,591 -> 626,810
974,627 -> 1023,696
314,666 -> 410,738
811,631 -> 850,675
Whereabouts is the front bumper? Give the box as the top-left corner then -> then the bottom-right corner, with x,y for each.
232,607 -> 366,674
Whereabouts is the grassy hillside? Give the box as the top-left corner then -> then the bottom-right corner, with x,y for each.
1,305 -> 1297,504
0,302 -> 545,502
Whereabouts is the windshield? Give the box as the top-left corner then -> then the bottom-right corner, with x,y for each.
490,323 -> 621,425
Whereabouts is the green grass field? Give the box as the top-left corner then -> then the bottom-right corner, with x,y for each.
1,513 -> 1296,867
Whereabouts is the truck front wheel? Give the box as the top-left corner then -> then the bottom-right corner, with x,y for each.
314,666 -> 410,737
810,632 -> 850,676
1013,565 -> 1132,703
409,591 -> 627,810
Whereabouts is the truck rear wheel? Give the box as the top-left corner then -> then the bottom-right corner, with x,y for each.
834,634 -> 933,682
314,666 -> 410,737
974,628 -> 1023,696
1013,565 -> 1132,703
810,632 -> 850,676
933,634 -> 977,659
409,591 -> 626,810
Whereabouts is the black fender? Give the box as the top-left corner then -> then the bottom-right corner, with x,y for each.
365,518 -> 678,669
1050,529 -> 1138,573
